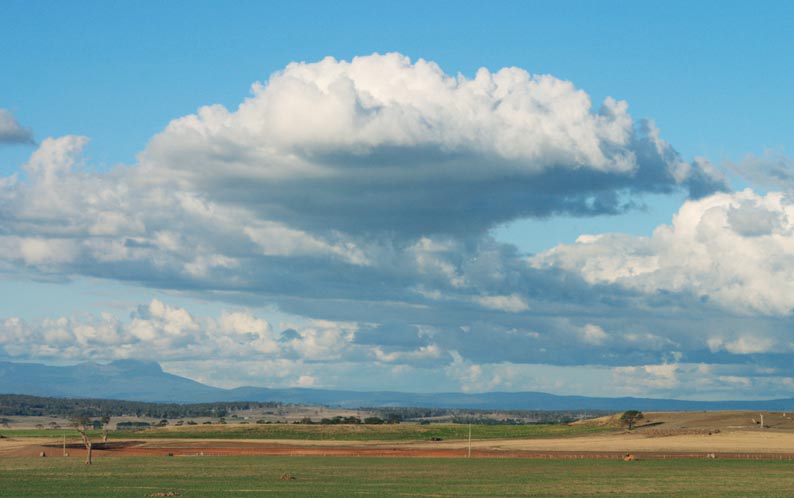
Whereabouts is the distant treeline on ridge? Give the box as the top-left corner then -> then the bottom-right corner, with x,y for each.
370,407 -> 616,424
0,394 -> 281,418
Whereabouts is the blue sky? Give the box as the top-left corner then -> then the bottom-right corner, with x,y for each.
1,1 -> 793,399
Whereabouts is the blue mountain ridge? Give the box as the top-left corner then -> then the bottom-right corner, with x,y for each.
2,359 -> 793,411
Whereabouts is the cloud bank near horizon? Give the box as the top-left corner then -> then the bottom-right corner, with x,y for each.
0,53 -> 789,398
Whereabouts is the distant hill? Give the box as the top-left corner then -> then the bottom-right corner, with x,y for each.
0,360 -> 224,402
3,359 -> 794,411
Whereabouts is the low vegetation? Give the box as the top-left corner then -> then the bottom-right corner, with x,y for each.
1,422 -> 610,441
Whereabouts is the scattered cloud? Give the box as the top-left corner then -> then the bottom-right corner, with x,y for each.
611,361 -> 794,400
0,110 -> 34,145
476,294 -> 529,313
0,299 -> 359,364
728,151 -> 794,190
708,335 -> 776,355
581,323 -> 608,345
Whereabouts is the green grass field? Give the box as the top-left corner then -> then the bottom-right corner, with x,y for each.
1,423 -> 610,441
1,455 -> 792,497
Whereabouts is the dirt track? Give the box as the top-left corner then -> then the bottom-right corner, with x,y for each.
5,430 -> 794,461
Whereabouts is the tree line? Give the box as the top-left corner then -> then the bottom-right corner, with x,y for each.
0,394 -> 281,419
370,407 -> 616,424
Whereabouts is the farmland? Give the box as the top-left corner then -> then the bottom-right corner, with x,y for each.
4,412 -> 794,496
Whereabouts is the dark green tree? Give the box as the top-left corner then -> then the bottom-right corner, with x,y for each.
619,410 -> 644,430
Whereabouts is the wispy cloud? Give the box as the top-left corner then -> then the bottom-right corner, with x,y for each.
727,151 -> 794,190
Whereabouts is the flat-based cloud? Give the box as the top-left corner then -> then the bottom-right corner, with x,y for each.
139,53 -> 727,236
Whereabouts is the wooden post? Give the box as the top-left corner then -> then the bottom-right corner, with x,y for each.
63,433 -> 67,457
760,413 -> 764,429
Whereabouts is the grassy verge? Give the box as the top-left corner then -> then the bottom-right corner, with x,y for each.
0,455 -> 792,497
2,423 -> 611,441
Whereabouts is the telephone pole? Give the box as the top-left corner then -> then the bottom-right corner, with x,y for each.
467,423 -> 472,458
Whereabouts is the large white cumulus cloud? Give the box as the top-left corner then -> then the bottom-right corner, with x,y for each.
139,53 -> 725,235
532,189 -> 794,315
147,55 -> 632,170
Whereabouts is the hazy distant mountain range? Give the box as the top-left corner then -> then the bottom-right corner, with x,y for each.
2,359 -> 794,411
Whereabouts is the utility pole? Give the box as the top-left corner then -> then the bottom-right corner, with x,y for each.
467,423 -> 472,458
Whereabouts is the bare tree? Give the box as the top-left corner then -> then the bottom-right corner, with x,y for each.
101,416 -> 111,442
70,415 -> 93,465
